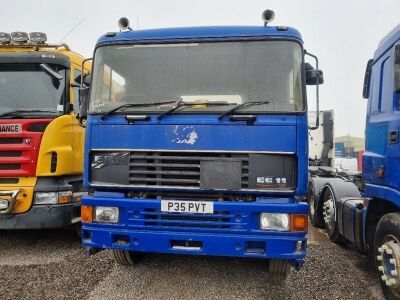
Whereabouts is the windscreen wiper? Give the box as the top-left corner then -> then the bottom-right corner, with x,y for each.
40,64 -> 63,81
157,100 -> 233,120
218,101 -> 269,120
100,100 -> 178,120
0,109 -> 58,118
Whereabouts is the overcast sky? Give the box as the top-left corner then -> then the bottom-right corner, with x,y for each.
1,0 -> 399,137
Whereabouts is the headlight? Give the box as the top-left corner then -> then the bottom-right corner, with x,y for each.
260,213 -> 290,231
33,191 -> 73,205
94,206 -> 119,223
0,199 -> 8,210
34,192 -> 58,205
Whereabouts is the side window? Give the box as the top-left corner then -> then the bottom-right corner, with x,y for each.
100,64 -> 126,104
379,57 -> 393,113
73,69 -> 81,113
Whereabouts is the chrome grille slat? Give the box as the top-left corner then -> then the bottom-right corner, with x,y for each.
130,178 -> 200,184
130,155 -> 245,161
130,163 -> 200,168
129,170 -> 200,176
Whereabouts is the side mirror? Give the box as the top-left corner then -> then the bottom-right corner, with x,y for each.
394,44 -> 400,93
75,74 -> 91,87
83,74 -> 91,86
305,63 -> 324,85
362,59 -> 374,99
304,52 -> 322,130
78,87 -> 90,125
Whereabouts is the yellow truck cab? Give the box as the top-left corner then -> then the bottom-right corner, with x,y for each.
0,31 -> 90,229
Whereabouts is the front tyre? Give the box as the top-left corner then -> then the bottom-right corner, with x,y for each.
111,250 -> 142,266
308,183 -> 323,227
374,213 -> 400,300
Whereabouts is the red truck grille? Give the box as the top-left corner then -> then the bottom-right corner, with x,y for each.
0,119 -> 52,177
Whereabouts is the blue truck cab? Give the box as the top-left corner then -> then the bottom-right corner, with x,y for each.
307,24 -> 400,299
80,12 -> 323,274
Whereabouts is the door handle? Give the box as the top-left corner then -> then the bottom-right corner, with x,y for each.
388,130 -> 399,144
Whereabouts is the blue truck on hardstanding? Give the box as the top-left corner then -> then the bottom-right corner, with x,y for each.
307,25 -> 400,299
78,11 -> 323,274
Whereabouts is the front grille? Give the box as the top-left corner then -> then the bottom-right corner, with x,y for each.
0,151 -> 21,157
0,178 -> 19,184
0,164 -> 20,170
27,123 -> 49,132
0,138 -> 22,144
128,207 -> 247,231
129,151 -> 249,188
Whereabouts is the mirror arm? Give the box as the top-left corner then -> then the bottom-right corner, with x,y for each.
305,49 -> 320,130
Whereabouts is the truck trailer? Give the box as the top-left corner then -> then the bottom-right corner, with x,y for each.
307,24 -> 400,299
0,32 -> 90,230
79,11 -> 323,273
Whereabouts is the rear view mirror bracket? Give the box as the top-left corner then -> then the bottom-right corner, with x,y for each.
77,58 -> 93,126
305,50 -> 323,130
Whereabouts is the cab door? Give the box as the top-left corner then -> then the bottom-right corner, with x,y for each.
364,43 -> 400,192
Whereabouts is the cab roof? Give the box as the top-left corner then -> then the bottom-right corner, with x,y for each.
0,44 -> 89,69
375,24 -> 400,59
97,26 -> 303,46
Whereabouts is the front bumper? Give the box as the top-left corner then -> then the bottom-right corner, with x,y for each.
0,203 -> 80,229
82,195 -> 308,263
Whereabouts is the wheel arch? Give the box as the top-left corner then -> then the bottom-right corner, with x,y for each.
309,177 -> 360,215
319,179 -> 361,236
365,198 -> 400,254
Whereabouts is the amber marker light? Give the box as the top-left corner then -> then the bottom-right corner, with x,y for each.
81,205 -> 93,223
58,192 -> 72,204
290,214 -> 308,232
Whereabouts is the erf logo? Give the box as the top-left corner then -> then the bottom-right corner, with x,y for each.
0,124 -> 22,134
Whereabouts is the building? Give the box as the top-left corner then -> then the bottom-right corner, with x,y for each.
335,135 -> 365,158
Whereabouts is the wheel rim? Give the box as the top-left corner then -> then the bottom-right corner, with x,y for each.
323,192 -> 335,231
377,236 -> 400,293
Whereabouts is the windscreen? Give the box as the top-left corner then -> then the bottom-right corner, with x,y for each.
90,41 -> 304,114
0,63 -> 66,115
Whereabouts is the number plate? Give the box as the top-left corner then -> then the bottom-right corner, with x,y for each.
161,200 -> 214,214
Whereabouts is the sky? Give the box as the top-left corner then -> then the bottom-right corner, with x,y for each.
1,0 -> 399,138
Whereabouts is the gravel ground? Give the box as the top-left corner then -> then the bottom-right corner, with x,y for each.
0,227 -> 384,300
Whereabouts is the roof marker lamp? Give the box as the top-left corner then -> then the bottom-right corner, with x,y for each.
0,32 -> 11,44
11,31 -> 29,43
118,17 -> 132,31
30,32 -> 47,44
262,9 -> 275,26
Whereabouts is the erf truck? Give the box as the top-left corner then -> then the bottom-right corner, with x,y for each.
0,32 -> 90,230
80,11 -> 323,273
307,25 -> 400,299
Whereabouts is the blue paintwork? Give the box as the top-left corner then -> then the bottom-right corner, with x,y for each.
84,114 -> 309,196
363,25 -> 400,197
83,25 -> 310,265
354,25 -> 400,248
82,194 -> 307,260
97,26 -> 303,46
